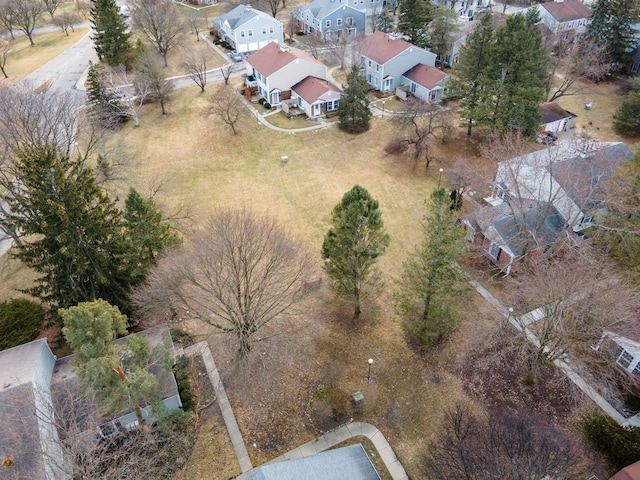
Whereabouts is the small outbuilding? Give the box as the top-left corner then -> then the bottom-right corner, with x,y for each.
539,102 -> 576,133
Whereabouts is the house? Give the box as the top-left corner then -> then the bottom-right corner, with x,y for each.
432,0 -> 489,22
0,339 -> 66,479
357,31 -> 436,93
0,325 -> 182,479
291,0 -> 366,40
246,42 -> 328,106
462,201 -> 566,274
492,140 -> 633,230
539,102 -> 577,133
211,4 -> 283,53
596,328 -> 640,379
246,444 -> 381,480
529,0 -> 591,42
290,76 -> 341,118
400,63 -> 449,102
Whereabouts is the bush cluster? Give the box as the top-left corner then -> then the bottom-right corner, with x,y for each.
0,299 -> 45,351
173,356 -> 195,411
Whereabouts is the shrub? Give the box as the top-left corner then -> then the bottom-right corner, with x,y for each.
263,102 -> 271,109
384,138 -> 409,155
173,356 -> 195,411
170,328 -> 194,347
577,409 -> 640,471
0,299 -> 45,351
258,98 -> 265,105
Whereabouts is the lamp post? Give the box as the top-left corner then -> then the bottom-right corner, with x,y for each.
382,100 -> 386,118
438,168 -> 444,188
507,307 -> 514,325
367,358 -> 373,384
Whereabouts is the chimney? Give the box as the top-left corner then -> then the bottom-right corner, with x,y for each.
280,44 -> 289,52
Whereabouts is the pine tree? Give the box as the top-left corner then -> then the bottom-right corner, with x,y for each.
91,0 -> 133,66
448,13 -> 496,136
394,188 -> 467,346
375,7 -> 394,33
123,188 -> 181,285
2,143 -> 132,312
613,79 -> 640,136
397,0 -> 434,48
322,185 -> 390,316
585,0 -> 639,68
338,65 -> 372,134
428,7 -> 460,66
60,300 -> 163,426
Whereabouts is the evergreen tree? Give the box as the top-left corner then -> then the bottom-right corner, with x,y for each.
448,13 -> 496,136
614,78 -> 640,135
2,143 -> 132,312
584,0 -> 639,68
123,188 -> 181,285
490,13 -> 547,133
338,65 -> 372,134
85,60 -> 125,127
375,7 -> 394,33
394,188 -> 467,346
429,7 -> 460,66
60,300 -> 164,426
397,0 -> 434,48
91,0 -> 133,66
322,185 -> 390,316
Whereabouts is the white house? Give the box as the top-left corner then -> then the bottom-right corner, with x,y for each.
400,63 -> 449,102
539,102 -> 577,133
357,31 -> 436,92
246,42 -> 327,106
211,4 -> 283,53
291,76 -> 341,118
530,0 -> 591,42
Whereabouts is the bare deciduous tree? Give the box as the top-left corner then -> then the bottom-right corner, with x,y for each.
130,0 -> 185,67
0,0 -> 16,39
132,209 -> 314,357
0,38 -> 10,78
220,63 -> 233,85
137,54 -> 174,115
265,0 -> 281,17
53,11 -> 79,36
208,86 -> 247,134
9,0 -> 46,46
422,404 -> 596,479
181,46 -> 209,92
42,0 -> 63,18
75,0 -> 91,19
186,10 -> 207,41
546,37 -> 610,102
325,31 -> 359,71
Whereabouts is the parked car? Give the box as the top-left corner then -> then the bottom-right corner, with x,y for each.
229,51 -> 243,62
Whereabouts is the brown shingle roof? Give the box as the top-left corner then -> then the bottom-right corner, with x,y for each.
541,0 -> 590,23
246,42 -> 322,77
402,63 -> 448,89
539,102 -> 575,124
359,31 -> 415,65
291,76 -> 341,103
610,460 -> 640,480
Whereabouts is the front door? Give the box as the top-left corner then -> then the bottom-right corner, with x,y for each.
313,103 -> 321,116
271,91 -> 280,105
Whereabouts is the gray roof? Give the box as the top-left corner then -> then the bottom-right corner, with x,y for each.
294,0 -> 358,21
247,444 -> 381,480
0,338 -> 51,388
212,4 -> 279,30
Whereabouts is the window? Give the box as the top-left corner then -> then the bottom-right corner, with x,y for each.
326,100 -> 338,111
262,27 -> 267,35
240,30 -> 245,37
616,347 -> 633,368
337,18 -> 343,26
248,29 -> 253,36
376,64 -> 379,71
368,59 -> 372,67
410,82 -> 416,93
326,19 -> 331,28
269,26 -> 274,34
581,215 -> 593,225
346,16 -> 354,26
488,242 -> 501,260
634,362 -> 640,376
298,96 -> 303,107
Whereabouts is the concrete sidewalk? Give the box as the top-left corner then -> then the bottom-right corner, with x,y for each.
235,422 -> 409,480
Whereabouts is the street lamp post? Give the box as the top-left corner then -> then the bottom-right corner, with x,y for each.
382,100 -> 386,118
367,358 -> 373,384
438,168 -> 444,188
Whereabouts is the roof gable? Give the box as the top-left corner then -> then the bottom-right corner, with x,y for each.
247,42 -> 324,77
539,102 -> 575,125
402,63 -> 449,89
214,4 -> 278,30
541,0 -> 590,23
292,76 -> 341,103
0,338 -> 53,389
359,31 -> 417,65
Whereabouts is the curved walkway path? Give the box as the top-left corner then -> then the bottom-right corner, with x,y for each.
179,341 -> 409,480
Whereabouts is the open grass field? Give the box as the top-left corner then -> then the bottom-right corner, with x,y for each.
0,28 -> 90,86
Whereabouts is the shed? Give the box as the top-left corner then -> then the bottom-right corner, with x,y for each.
539,102 -> 576,133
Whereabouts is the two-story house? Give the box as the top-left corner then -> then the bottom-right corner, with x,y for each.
246,42 -> 328,106
291,0 -> 366,40
529,0 -> 591,42
357,31 -> 437,93
211,4 -> 284,53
